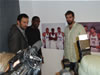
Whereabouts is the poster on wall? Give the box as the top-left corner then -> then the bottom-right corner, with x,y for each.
42,23 -> 65,50
79,22 -> 100,53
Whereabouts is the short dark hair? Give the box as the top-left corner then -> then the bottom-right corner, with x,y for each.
32,16 -> 40,21
17,13 -> 29,22
65,10 -> 75,17
57,27 -> 61,29
51,28 -> 54,31
91,26 -> 96,30
46,28 -> 49,30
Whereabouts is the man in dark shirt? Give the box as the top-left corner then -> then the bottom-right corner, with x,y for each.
25,16 -> 43,75
26,16 -> 42,56
25,16 -> 43,59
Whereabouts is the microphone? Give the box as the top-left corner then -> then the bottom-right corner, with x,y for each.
27,40 -> 42,59
32,40 -> 42,52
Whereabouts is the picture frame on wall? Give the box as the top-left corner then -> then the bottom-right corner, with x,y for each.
42,23 -> 65,50
79,22 -> 100,54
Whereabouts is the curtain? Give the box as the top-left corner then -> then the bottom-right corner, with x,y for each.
0,0 -> 20,52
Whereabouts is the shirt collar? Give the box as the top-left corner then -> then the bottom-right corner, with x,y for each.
17,25 -> 25,34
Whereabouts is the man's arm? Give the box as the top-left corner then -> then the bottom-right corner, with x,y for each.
8,32 -> 21,53
49,33 -> 52,40
79,24 -> 86,35
54,33 -> 57,41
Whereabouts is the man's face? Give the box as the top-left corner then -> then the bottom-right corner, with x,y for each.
65,14 -> 74,25
32,18 -> 40,28
46,28 -> 49,33
85,27 -> 88,32
58,28 -> 61,33
51,29 -> 55,33
18,17 -> 29,30
90,28 -> 95,34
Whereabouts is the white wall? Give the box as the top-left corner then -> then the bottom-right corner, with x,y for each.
42,48 -> 64,75
19,1 -> 100,75
19,1 -> 100,24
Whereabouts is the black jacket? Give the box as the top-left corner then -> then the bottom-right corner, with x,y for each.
25,26 -> 42,57
8,24 -> 28,53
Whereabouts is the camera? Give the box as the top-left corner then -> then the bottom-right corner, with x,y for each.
4,41 -> 42,75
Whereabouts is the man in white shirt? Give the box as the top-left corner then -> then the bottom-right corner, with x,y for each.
42,28 -> 50,48
90,26 -> 100,52
49,28 -> 57,49
56,27 -> 64,50
64,10 -> 86,63
84,25 -> 90,39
